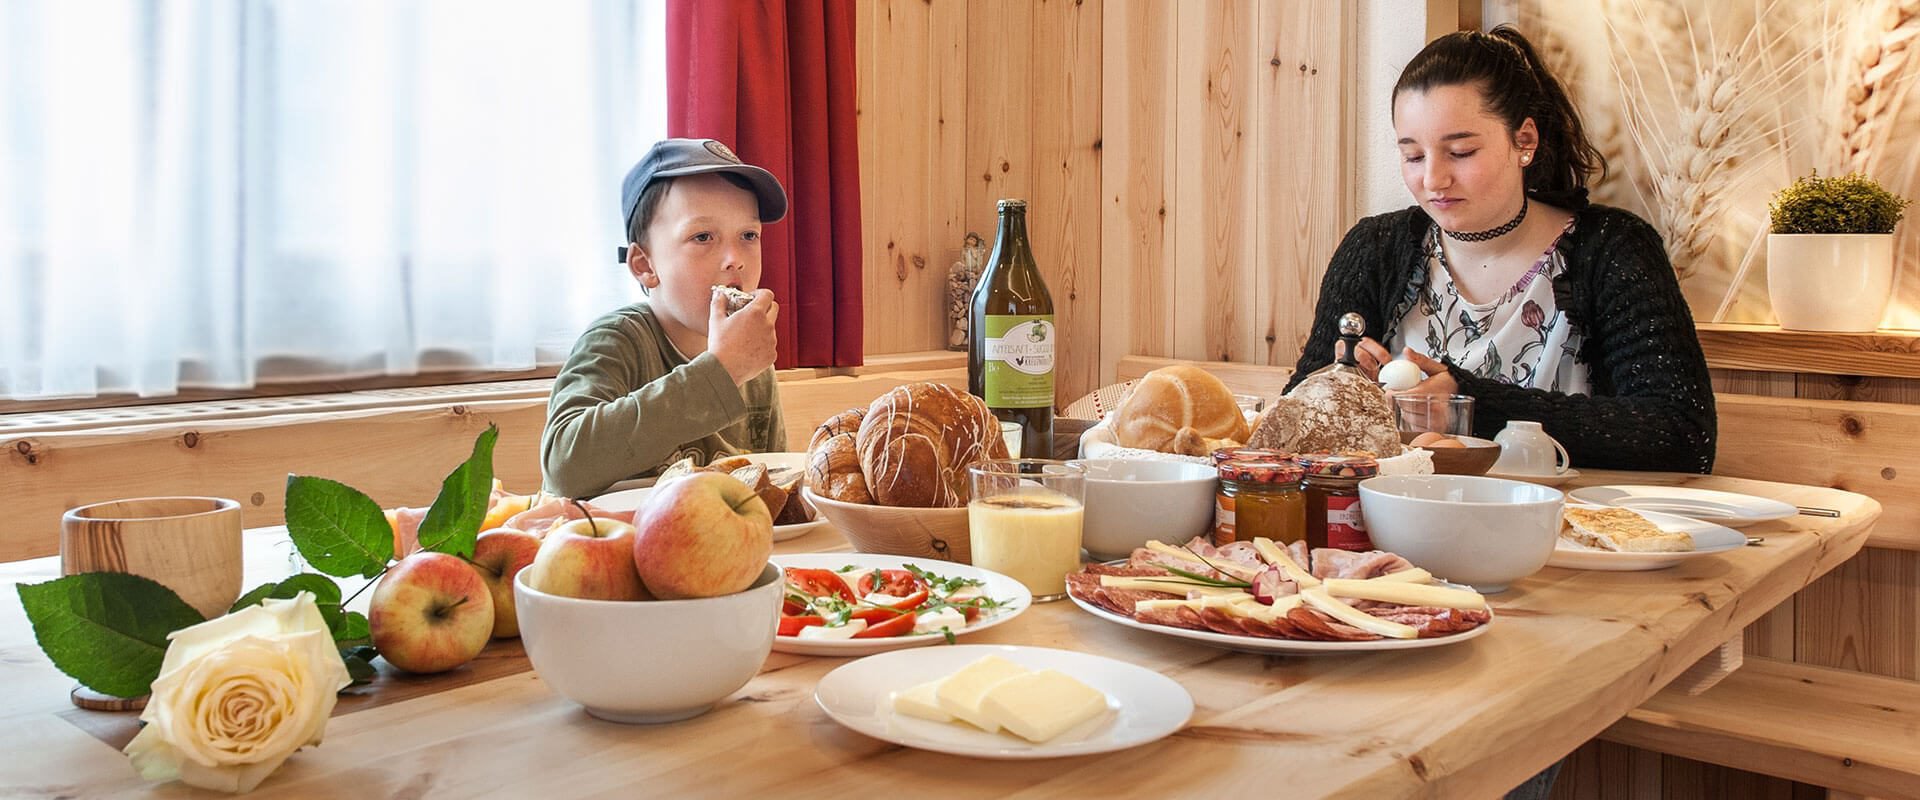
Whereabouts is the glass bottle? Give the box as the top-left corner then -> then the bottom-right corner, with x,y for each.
968,199 -> 1056,459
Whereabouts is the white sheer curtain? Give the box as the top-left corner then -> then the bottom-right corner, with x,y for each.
0,0 -> 665,400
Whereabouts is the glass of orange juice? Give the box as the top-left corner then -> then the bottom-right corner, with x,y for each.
968,459 -> 1086,602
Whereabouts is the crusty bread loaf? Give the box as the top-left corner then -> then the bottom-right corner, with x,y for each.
806,432 -> 872,504
1248,369 -> 1401,456
1111,365 -> 1251,456
857,383 -> 1009,507
808,408 -> 866,454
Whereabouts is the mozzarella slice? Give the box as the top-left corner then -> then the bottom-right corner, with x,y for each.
796,619 -> 867,640
914,607 -> 966,634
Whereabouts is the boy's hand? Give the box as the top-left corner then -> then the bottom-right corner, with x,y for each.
709,288 -> 778,386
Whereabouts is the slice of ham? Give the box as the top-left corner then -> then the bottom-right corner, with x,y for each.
1287,540 -> 1310,567
1250,568 -> 1297,604
387,506 -> 428,557
1368,606 -> 1493,638
1310,548 -> 1416,580
1128,546 -> 1214,576
1066,572 -> 1181,616
505,498 -> 617,537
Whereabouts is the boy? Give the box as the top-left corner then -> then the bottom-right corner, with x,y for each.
541,138 -> 788,498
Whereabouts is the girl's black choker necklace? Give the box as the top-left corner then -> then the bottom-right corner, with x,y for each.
1442,195 -> 1528,242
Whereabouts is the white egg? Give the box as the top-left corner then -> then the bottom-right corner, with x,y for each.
1379,359 -> 1424,392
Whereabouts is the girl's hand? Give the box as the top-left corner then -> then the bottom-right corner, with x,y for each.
1395,348 -> 1459,396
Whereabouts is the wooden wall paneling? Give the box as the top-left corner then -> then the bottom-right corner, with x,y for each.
1793,374 -> 1920,405
1712,394 -> 1919,552
1256,0 -> 1355,367
1795,547 -> 1920,680
1097,0 -> 1179,385
1171,1 -> 1259,364
856,0 -> 969,355
1028,0 -> 1103,409
964,2 -> 1034,247
1709,367 -> 1796,397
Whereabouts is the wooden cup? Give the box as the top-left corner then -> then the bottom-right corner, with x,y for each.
61,497 -> 244,620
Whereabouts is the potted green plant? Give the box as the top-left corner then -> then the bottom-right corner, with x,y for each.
1766,172 -> 1910,332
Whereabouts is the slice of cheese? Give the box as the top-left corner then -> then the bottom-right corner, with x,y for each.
1251,537 -> 1320,588
891,679 -> 953,723
934,656 -> 1030,733
1321,578 -> 1486,610
1238,594 -> 1305,623
1300,588 -> 1418,639
1198,591 -> 1256,609
1097,576 -> 1246,596
979,669 -> 1110,743
1369,567 -> 1434,584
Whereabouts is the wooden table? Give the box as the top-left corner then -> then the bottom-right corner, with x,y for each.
0,471 -> 1878,798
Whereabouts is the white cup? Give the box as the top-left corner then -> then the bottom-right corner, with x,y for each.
1492,421 -> 1570,476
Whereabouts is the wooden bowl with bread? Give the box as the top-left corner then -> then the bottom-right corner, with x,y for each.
803,382 -> 1011,564
1401,432 -> 1501,476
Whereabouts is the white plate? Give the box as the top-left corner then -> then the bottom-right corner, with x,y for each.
813,644 -> 1192,759
1548,505 -> 1747,571
771,553 -> 1032,657
1484,467 -> 1582,487
592,453 -> 822,542
1567,485 -> 1796,528
1068,587 -> 1492,655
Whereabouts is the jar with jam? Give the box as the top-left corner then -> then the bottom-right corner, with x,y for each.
1213,459 -> 1306,547
1297,453 -> 1380,551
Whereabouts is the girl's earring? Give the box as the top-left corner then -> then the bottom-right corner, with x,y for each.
1521,152 -> 1533,165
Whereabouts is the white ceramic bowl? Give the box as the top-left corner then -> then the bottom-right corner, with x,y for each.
1069,459 -> 1219,560
1358,475 -> 1564,593
514,563 -> 780,723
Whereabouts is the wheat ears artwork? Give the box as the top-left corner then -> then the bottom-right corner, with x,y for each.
1514,0 -> 1920,329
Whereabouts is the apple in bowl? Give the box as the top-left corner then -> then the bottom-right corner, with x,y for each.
632,472 -> 774,599
368,551 -> 495,674
524,517 -> 650,602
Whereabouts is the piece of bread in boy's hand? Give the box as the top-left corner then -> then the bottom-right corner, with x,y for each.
714,285 -> 755,314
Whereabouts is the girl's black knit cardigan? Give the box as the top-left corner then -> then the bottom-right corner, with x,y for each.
1286,199 -> 1716,473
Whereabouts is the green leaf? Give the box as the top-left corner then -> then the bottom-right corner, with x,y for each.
416,425 -> 499,559
16,573 -> 206,698
341,646 -> 378,686
333,611 -> 371,648
230,574 -> 343,614
285,475 -> 394,578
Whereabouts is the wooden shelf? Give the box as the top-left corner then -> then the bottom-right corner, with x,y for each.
1697,323 -> 1920,378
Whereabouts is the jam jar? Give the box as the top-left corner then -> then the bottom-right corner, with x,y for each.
1297,453 -> 1380,551
1213,459 -> 1306,547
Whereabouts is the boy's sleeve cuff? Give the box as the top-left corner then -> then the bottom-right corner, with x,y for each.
686,352 -> 750,421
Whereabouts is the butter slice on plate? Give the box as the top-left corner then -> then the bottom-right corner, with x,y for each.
980,669 -> 1110,743
891,679 -> 952,723
934,655 -> 1030,733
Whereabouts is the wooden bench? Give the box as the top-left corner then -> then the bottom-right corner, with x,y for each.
1602,657 -> 1920,798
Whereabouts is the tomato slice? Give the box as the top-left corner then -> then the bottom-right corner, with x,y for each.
878,589 -> 929,611
781,597 -> 807,616
777,615 -> 825,637
857,569 -> 929,599
851,611 -> 917,638
784,568 -> 855,603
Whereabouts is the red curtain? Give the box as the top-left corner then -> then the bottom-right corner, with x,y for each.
667,0 -> 863,369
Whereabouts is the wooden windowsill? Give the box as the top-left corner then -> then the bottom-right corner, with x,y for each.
1697,322 -> 1920,378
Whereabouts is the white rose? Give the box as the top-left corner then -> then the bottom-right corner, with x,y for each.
124,591 -> 353,793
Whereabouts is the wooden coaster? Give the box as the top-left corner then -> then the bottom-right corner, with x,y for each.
71,684 -> 147,712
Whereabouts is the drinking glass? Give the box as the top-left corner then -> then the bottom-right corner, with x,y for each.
998,420 -> 1024,458
1393,394 -> 1475,437
1233,394 -> 1265,420
967,459 -> 1086,601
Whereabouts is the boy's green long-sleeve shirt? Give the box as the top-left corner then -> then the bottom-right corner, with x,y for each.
541,302 -> 784,498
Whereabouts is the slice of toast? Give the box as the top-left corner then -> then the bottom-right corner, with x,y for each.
1561,507 -> 1693,553
728,463 -> 785,519
708,455 -> 754,474
657,457 -> 700,485
771,470 -> 812,525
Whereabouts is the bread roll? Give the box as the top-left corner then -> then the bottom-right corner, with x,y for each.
1111,365 -> 1251,456
808,407 -> 866,454
805,432 -> 872,504
857,383 -> 1009,507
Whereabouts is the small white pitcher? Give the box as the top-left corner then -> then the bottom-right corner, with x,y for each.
1492,421 -> 1570,476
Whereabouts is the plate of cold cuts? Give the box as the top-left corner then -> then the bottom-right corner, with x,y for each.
1066,537 -> 1494,655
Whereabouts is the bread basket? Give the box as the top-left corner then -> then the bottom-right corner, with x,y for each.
801,487 -> 974,564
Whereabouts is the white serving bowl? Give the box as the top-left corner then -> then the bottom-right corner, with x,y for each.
514,563 -> 780,723
1069,458 -> 1219,560
1358,475 -> 1564,593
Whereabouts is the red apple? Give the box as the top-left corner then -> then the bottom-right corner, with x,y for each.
369,551 -> 495,673
471,528 -> 541,637
632,471 -> 773,600
524,516 -> 650,601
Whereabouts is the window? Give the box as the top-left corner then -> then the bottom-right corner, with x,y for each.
0,1 -> 666,401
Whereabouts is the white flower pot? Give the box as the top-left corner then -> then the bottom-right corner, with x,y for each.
1766,233 -> 1895,332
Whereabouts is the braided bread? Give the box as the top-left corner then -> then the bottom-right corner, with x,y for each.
857,383 -> 1008,507
805,431 -> 872,504
807,407 -> 866,454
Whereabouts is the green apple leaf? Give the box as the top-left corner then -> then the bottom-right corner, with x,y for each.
230,574 -> 343,614
417,424 -> 499,560
332,611 -> 371,647
285,475 -> 394,578
16,573 -> 206,699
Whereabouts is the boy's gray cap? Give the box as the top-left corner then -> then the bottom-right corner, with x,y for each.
621,138 -> 788,240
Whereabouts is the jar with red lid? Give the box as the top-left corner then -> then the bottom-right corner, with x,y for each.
1213,460 -> 1305,547
1296,453 -> 1380,551
1210,447 -> 1292,466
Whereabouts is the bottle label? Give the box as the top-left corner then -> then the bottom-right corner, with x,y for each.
981,315 -> 1055,408
1326,496 -> 1372,551
1213,494 -> 1236,546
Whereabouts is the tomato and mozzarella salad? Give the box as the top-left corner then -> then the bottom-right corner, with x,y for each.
780,563 -> 1009,641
